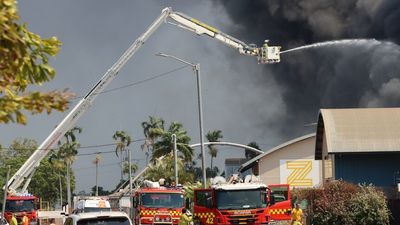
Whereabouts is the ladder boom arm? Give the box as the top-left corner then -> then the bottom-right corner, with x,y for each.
6,7 -> 280,192
6,8 -> 172,192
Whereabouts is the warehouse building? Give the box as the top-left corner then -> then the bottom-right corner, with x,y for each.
239,133 -> 329,188
315,108 -> 400,197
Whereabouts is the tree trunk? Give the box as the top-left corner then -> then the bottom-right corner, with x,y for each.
210,156 -> 214,170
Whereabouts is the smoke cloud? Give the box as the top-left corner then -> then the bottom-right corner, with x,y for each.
214,0 -> 400,138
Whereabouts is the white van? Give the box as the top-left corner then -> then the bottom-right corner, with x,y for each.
74,198 -> 111,213
64,211 -> 132,225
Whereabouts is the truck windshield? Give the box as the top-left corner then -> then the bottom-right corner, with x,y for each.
140,193 -> 184,208
5,200 -> 35,212
78,217 -> 130,225
216,188 -> 266,210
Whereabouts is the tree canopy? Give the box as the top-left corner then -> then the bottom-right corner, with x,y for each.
0,0 -> 71,124
0,138 -> 71,208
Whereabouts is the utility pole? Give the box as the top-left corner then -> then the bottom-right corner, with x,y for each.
128,148 -> 133,218
66,161 -> 71,213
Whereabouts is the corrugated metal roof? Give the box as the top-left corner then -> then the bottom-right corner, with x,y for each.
239,133 -> 315,172
315,108 -> 400,159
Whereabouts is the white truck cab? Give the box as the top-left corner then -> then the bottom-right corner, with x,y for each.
64,211 -> 132,225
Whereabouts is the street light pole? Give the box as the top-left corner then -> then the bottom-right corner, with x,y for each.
156,53 -> 207,188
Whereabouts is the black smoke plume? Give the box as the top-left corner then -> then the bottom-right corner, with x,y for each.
214,0 -> 400,138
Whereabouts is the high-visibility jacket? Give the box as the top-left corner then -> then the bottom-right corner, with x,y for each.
178,213 -> 192,225
21,216 -> 29,225
10,216 -> 18,225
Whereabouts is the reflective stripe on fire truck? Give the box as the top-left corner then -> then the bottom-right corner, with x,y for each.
268,208 -> 289,214
169,211 -> 182,216
194,212 -> 215,218
140,210 -> 182,216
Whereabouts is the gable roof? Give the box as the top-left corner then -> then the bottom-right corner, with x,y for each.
315,108 -> 400,159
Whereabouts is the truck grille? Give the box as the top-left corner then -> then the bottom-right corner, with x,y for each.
227,214 -> 258,225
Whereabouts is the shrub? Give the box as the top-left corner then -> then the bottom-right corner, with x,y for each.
292,181 -> 390,225
348,184 -> 390,225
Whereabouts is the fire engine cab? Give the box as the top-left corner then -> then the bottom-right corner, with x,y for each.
4,192 -> 39,225
193,175 -> 291,225
133,180 -> 185,225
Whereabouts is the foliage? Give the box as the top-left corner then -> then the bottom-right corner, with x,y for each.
52,127 -> 82,164
348,184 -> 390,225
122,162 -> 138,175
205,130 -> 223,169
0,138 -> 69,208
112,130 -> 132,181
245,141 -> 261,159
0,0 -> 72,124
50,127 -> 81,207
112,130 -> 131,158
141,116 -> 165,160
206,166 -> 219,178
292,180 -> 390,225
90,186 -> 111,196
144,155 -> 194,185
151,121 -> 193,162
183,181 -> 203,211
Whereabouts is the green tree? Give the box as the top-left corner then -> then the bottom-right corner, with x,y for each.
145,155 -> 194,185
112,130 -> 132,181
54,127 -> 82,167
141,116 -> 165,163
122,162 -> 138,176
205,130 -> 223,169
90,186 -> 111,196
151,121 -> 193,162
245,142 -> 261,159
0,138 -> 67,208
0,0 -> 71,124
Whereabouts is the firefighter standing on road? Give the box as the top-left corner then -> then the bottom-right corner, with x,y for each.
291,203 -> 303,225
10,214 -> 18,225
178,208 -> 193,225
20,213 -> 29,225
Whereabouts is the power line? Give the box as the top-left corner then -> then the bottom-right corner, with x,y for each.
74,159 -> 144,171
0,138 -> 146,151
70,65 -> 189,101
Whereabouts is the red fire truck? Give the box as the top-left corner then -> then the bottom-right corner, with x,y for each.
4,194 -> 39,225
132,181 -> 185,225
193,176 -> 291,225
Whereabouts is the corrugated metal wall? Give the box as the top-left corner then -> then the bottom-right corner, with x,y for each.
335,153 -> 400,188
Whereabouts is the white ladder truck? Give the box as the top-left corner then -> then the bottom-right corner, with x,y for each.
4,6 -> 281,212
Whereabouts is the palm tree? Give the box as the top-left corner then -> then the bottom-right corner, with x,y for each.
112,130 -> 132,181
141,116 -> 165,163
56,126 -> 82,212
245,142 -> 261,159
123,162 -> 138,176
206,130 -> 223,169
145,155 -> 194,184
93,154 -> 101,196
151,121 -> 193,162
